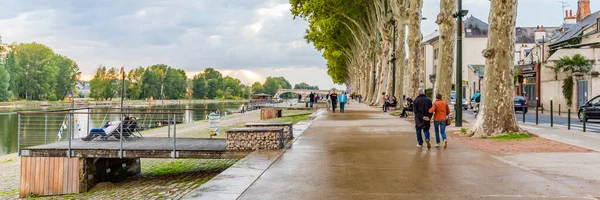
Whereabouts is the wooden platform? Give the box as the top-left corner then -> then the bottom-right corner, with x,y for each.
22,137 -> 248,159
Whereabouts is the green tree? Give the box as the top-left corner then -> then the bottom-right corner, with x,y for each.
4,51 -> 18,98
206,79 -> 219,99
555,54 -> 592,107
89,66 -> 107,100
222,76 -> 242,97
52,55 -> 80,100
251,82 -> 264,94
203,68 -> 223,80
13,43 -> 55,100
127,67 -> 145,100
141,65 -> 164,99
192,74 -> 207,99
262,77 -> 281,95
164,68 -> 187,99
0,65 -> 11,101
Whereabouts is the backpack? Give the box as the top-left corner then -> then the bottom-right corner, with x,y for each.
475,95 -> 481,103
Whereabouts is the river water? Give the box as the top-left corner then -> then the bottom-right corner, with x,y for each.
0,102 -> 247,156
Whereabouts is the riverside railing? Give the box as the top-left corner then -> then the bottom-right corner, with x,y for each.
16,107 -> 221,158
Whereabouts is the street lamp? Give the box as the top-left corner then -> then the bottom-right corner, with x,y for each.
453,0 -> 469,127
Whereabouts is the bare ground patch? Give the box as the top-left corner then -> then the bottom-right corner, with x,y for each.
450,131 -> 594,154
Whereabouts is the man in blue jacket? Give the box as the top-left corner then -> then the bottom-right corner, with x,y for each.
338,91 -> 348,113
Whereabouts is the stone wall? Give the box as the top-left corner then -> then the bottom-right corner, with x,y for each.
260,108 -> 283,120
226,128 -> 284,151
245,122 -> 293,140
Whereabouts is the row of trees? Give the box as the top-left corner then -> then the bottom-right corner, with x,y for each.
293,82 -> 319,90
90,66 -> 260,101
291,0 -> 521,137
0,42 -> 80,101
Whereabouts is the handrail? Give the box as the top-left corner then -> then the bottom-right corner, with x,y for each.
17,111 -> 185,115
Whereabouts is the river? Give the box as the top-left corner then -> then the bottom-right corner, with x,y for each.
0,102 -> 247,156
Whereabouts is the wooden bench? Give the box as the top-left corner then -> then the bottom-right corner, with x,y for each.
245,122 -> 293,140
226,128 -> 285,151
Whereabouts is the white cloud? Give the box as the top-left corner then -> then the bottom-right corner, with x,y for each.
135,10 -> 146,17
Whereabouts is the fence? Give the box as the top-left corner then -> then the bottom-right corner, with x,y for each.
16,107 -> 220,158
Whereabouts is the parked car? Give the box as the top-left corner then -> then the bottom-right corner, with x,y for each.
450,91 -> 469,110
513,96 -> 528,114
578,95 -> 600,122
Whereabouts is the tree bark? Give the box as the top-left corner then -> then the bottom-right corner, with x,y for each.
434,0 -> 456,102
469,0 -> 521,137
407,0 -> 423,99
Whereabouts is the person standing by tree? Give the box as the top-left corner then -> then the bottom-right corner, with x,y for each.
414,88 -> 433,149
428,93 -> 450,148
309,92 -> 315,108
381,92 -> 388,112
330,91 -> 339,113
338,91 -> 348,113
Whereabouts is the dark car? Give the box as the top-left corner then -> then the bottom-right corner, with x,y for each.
578,95 -> 600,122
513,96 -> 528,114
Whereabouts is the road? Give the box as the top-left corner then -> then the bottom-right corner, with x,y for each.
459,108 -> 600,133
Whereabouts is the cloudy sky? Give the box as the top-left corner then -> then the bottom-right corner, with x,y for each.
1,0 -> 598,89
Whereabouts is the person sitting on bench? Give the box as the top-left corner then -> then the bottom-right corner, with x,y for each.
400,97 -> 414,118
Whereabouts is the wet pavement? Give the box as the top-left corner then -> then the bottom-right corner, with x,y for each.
239,102 -> 600,199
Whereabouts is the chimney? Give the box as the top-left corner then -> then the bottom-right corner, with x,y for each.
570,10 -> 573,17
577,0 -> 591,22
564,10 -> 577,24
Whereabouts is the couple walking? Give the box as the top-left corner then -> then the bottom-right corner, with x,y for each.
329,91 -> 348,113
413,88 -> 450,149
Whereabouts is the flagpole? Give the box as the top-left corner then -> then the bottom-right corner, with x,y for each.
120,67 -> 125,109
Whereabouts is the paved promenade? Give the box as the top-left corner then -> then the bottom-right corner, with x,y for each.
238,102 -> 600,199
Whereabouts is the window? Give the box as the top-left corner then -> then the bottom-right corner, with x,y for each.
524,49 -> 531,58
590,97 -> 600,106
434,48 -> 438,60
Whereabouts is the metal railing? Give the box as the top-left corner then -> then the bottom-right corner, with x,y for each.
16,107 -> 221,158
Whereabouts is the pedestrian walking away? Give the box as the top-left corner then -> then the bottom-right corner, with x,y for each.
428,93 -> 451,149
413,88 -> 433,149
346,92 -> 351,105
309,92 -> 315,108
330,91 -> 339,113
338,91 -> 348,113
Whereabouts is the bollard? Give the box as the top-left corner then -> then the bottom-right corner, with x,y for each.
536,99 -> 539,125
559,104 -> 561,116
550,100 -> 553,127
567,109 -> 571,130
522,105 -> 525,123
583,110 -> 587,132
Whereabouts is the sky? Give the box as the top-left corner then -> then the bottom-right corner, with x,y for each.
1,0 -> 599,90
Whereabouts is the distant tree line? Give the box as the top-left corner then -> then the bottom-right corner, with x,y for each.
293,82 -> 319,90
0,42 -> 80,101
251,77 -> 292,97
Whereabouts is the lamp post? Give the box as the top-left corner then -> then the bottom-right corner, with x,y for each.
453,0 -> 468,127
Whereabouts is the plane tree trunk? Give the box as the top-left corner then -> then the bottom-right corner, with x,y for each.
469,0 -> 521,137
434,0 -> 456,102
407,0 -> 423,99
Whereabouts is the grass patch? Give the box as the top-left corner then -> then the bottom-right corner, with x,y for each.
491,132 -> 531,140
271,113 -> 310,124
142,159 -> 236,176
1,158 -> 14,163
460,128 -> 468,133
0,189 -> 19,197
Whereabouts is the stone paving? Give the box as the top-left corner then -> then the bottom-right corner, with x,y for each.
238,102 -> 600,199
